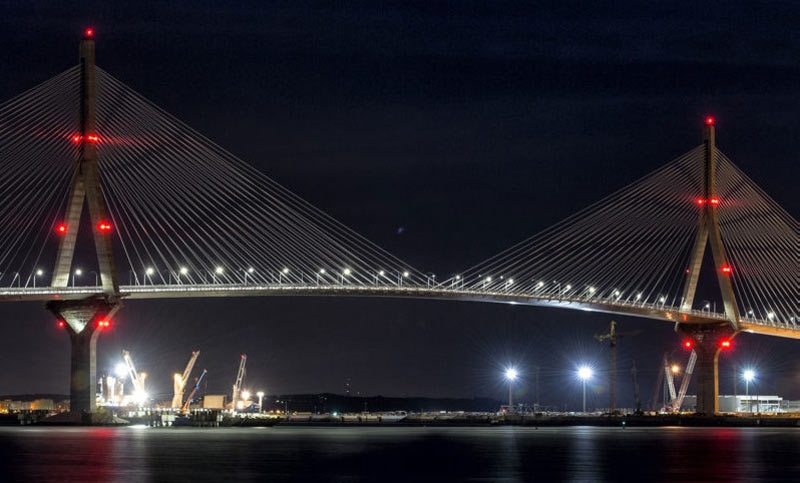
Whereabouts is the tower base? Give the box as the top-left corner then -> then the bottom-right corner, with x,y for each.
46,297 -> 120,416
677,322 -> 737,415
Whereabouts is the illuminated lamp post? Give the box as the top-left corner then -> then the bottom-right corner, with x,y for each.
505,367 -> 518,407
743,369 -> 755,413
578,366 -> 593,413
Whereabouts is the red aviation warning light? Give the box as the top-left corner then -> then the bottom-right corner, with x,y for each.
705,116 -> 715,126
710,198 -> 720,205
56,223 -> 68,235
86,134 -> 100,143
71,134 -> 82,143
84,28 -> 94,39
97,221 -> 113,233
57,320 -> 65,328
720,265 -> 732,274
96,319 -> 111,329
683,339 -> 694,350
719,339 -> 732,350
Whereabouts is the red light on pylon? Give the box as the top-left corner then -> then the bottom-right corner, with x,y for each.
96,319 -> 111,329
97,221 -> 113,233
71,135 -> 82,143
719,339 -> 732,350
696,198 -> 706,205
705,116 -> 715,126
56,223 -> 68,235
683,339 -> 694,350
710,198 -> 720,205
84,28 -> 94,38
57,320 -> 65,328
721,265 -> 732,274
86,134 -> 100,143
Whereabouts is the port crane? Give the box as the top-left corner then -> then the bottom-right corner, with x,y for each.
172,351 -> 200,409
181,369 -> 207,414
122,350 -> 148,405
231,354 -> 247,409
594,321 -> 642,412
669,350 -> 696,412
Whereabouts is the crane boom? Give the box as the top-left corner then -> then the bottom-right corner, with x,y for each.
181,369 -> 207,414
122,350 -> 147,403
172,350 -> 200,408
664,354 -> 677,402
671,350 -> 697,411
231,354 -> 247,409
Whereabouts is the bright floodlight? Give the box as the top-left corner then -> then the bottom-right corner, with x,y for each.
743,369 -> 755,382
256,391 -> 265,398
578,366 -> 593,380
505,368 -> 518,381
115,363 -> 128,378
241,390 -> 251,401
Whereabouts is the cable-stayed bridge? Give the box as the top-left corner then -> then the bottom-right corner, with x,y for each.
0,31 -> 797,416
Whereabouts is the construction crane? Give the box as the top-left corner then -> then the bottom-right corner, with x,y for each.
662,353 -> 678,408
181,369 -> 207,414
122,350 -> 148,406
594,321 -> 643,413
231,354 -> 247,409
172,351 -> 200,409
670,350 -> 697,412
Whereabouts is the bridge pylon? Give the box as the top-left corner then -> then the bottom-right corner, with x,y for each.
48,29 -> 123,417
676,118 -> 741,414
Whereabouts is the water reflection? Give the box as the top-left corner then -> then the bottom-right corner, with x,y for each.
0,426 -> 798,481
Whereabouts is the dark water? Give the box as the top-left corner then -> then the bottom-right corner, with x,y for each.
1,425 -> 799,482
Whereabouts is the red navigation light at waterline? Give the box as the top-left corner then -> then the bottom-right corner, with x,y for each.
97,221 -> 113,233
705,116 -> 715,126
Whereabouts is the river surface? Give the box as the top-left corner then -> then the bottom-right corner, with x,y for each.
1,425 -> 799,481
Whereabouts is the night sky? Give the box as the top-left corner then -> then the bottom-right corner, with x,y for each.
0,1 -> 797,410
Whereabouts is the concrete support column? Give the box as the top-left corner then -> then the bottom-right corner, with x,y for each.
692,341 -> 720,415
67,324 -> 101,417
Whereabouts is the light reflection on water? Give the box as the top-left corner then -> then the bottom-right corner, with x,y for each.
1,425 -> 799,481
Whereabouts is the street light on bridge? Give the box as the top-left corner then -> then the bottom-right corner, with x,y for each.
72,269 -> 82,287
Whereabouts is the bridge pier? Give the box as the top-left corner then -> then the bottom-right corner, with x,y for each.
46,297 -> 120,417
678,323 -> 737,415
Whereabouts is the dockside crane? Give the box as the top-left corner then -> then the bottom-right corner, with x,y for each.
122,350 -> 148,405
181,369 -> 208,414
172,350 -> 200,409
670,350 -> 697,412
231,354 -> 247,409
594,321 -> 642,413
